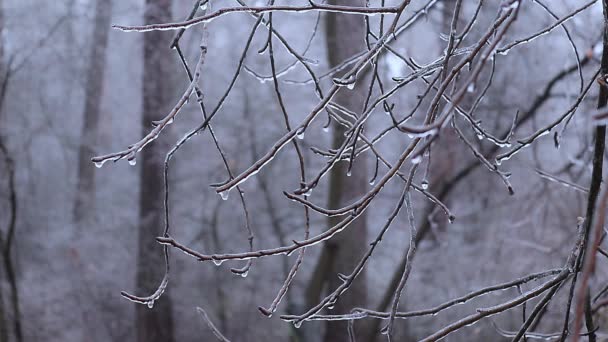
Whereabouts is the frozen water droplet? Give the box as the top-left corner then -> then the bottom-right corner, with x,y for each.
128,158 -> 137,166
212,259 -> 224,266
467,83 -> 476,93
199,1 -> 208,10
167,118 -> 174,125
300,188 -> 312,197
293,321 -> 302,329
346,170 -> 352,177
147,301 -> 154,309
369,179 -> 376,185
477,133 -> 484,140
296,130 -> 305,140
94,161 -> 104,168
219,191 -> 229,201
333,75 -> 356,89
240,270 -> 248,278
421,180 -> 429,189
411,155 -> 422,164
322,126 -> 329,133
554,132 -> 560,149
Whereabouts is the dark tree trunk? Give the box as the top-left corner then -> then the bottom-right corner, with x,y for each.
0,0 -> 23,340
73,0 -> 112,224
0,141 -> 21,342
305,2 -> 369,341
136,1 -> 175,341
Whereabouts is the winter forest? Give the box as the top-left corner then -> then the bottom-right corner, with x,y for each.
4,0 -> 608,341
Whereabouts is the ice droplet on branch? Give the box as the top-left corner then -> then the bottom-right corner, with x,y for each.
421,180 -> 429,189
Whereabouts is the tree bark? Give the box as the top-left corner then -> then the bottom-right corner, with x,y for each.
136,1 -> 175,341
305,2 -> 369,341
73,0 -> 112,224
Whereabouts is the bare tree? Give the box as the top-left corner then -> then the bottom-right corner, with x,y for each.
129,0 -> 176,341
90,1 -> 608,341
303,1 -> 370,341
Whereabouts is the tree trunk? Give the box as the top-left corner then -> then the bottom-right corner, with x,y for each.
0,286 -> 6,342
73,0 -> 112,224
0,0 -> 7,337
136,1 -> 175,341
0,0 -> 23,340
0,141 -> 21,342
305,2 -> 369,341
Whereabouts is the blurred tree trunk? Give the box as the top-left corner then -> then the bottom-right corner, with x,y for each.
135,0 -> 175,341
0,1 -> 23,340
0,0 -> 7,338
0,288 -> 6,342
304,1 -> 369,341
73,0 -> 112,224
0,141 -> 21,342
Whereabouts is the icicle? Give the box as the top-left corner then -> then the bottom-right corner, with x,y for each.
333,75 -> 356,89
300,188 -> 313,197
219,191 -> 229,201
421,180 -> 429,190
467,83 -> 476,93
